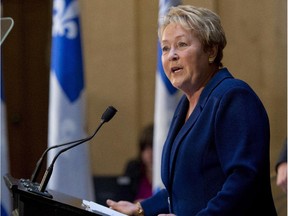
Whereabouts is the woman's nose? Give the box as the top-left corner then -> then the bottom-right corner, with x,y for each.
168,49 -> 179,61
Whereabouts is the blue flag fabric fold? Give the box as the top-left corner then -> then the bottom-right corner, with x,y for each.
51,0 -> 84,102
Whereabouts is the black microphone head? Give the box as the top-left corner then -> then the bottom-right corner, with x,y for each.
101,106 -> 117,122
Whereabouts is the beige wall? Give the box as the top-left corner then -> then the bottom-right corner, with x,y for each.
80,0 -> 159,175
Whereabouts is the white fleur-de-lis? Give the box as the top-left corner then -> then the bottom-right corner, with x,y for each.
52,0 -> 79,39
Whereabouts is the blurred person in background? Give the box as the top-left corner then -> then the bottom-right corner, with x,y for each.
124,124 -> 153,202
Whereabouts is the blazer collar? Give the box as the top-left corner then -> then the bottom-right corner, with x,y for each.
198,67 -> 233,109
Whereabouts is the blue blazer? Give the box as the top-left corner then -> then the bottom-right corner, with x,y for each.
141,68 -> 277,215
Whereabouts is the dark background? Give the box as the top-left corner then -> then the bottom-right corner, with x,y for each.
2,0 -> 52,181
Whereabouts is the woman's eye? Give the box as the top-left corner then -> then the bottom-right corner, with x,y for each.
178,42 -> 187,47
162,46 -> 169,52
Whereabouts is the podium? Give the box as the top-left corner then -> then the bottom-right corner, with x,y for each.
4,174 -> 100,216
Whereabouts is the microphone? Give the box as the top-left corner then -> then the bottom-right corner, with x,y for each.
23,106 -> 117,197
21,106 -> 117,198
30,106 -> 117,183
38,106 -> 117,193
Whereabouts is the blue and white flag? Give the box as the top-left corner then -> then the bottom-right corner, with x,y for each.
1,70 -> 11,216
153,0 -> 182,192
47,0 -> 94,200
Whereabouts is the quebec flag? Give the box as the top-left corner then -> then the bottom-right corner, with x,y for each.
153,0 -> 182,192
1,72 -> 11,216
47,0 -> 94,200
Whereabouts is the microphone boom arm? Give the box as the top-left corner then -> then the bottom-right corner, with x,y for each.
39,119 -> 105,192
30,136 -> 93,182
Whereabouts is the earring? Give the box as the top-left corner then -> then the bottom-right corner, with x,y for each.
209,57 -> 214,64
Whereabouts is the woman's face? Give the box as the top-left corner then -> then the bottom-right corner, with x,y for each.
161,23 -> 213,94
141,146 -> 153,169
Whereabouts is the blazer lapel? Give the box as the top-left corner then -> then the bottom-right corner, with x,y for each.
169,101 -> 202,179
161,97 -> 187,187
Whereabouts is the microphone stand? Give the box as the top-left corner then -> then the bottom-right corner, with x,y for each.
30,138 -> 87,183
21,106 -> 117,198
30,105 -> 117,183
39,120 -> 104,192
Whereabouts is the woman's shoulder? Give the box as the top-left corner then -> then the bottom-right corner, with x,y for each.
211,68 -> 258,97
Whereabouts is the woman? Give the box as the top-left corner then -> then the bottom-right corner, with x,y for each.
124,124 -> 153,202
107,5 -> 277,215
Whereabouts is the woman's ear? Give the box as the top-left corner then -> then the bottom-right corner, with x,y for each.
208,45 -> 218,64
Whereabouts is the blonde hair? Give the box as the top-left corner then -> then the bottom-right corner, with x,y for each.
158,5 -> 227,67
